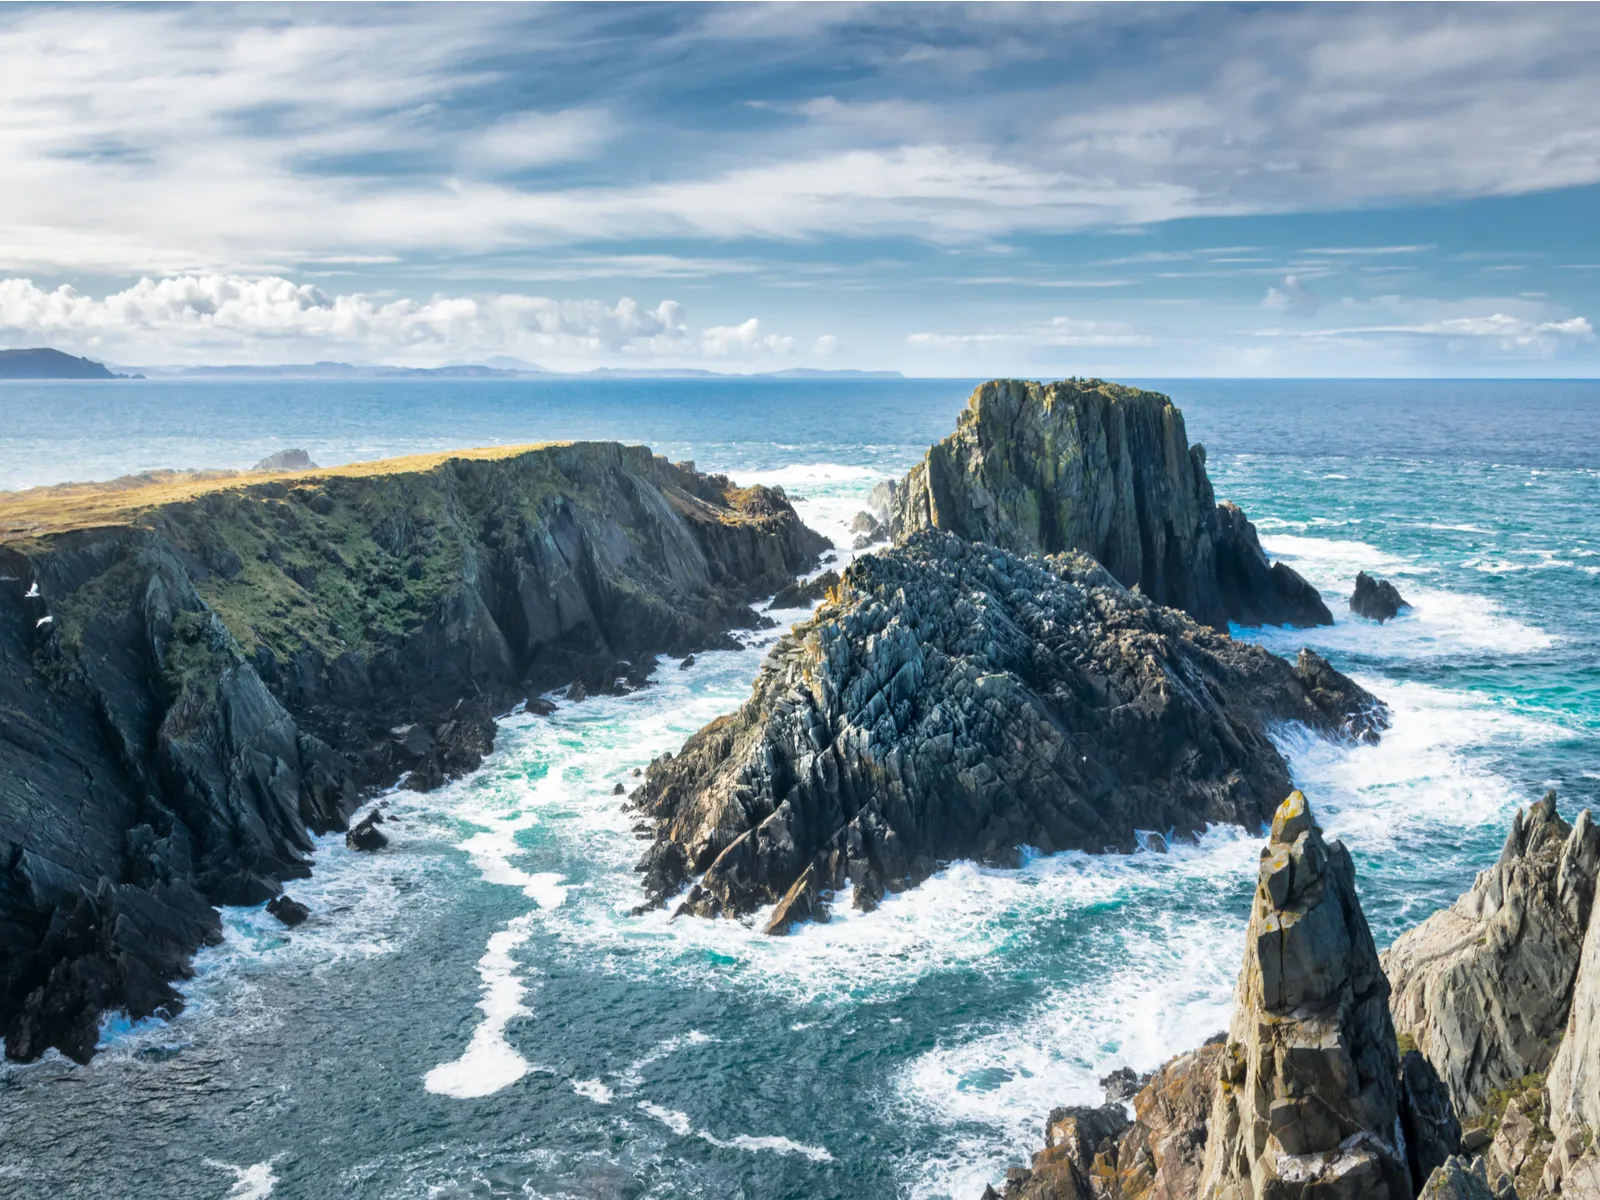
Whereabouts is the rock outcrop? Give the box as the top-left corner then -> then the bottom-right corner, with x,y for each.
1421,1156 -> 1503,1200
0,441 -> 826,1062
1543,859 -> 1600,1199
888,379 -> 1332,630
1384,795 -> 1600,1116
1198,791 -> 1411,1199
252,448 -> 319,473
769,569 -> 840,610
633,532 -> 1385,930
1351,572 -> 1411,623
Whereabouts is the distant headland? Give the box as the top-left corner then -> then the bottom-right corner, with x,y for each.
0,347 -> 140,380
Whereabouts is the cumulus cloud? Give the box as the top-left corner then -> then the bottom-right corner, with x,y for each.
1263,274 -> 1319,314
0,276 -> 798,365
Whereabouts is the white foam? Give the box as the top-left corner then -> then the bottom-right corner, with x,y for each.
638,1100 -> 694,1136
571,1078 -> 614,1104
423,913 -> 538,1099
206,1160 -> 278,1200
699,1132 -> 835,1163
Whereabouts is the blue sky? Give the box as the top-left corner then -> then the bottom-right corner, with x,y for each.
1,2 -> 1598,374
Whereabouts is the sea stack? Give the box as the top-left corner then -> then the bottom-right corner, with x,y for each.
634,534 -> 1384,929
888,379 -> 1332,630
1351,571 -> 1411,623
1198,791 -> 1411,1199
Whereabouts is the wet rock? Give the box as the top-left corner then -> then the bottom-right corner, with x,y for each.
679,654 -> 695,669
1198,791 -> 1411,1199
770,569 -> 840,610
636,533 -> 1385,928
1352,570 -> 1411,622
850,511 -> 890,549
345,811 -> 388,852
1384,794 -> 1599,1116
265,894 -> 310,927
1100,1066 -> 1151,1106
889,378 -> 1332,629
612,782 -> 625,795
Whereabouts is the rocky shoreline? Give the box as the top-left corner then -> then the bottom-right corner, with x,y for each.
0,441 -> 827,1062
985,791 -> 1600,1200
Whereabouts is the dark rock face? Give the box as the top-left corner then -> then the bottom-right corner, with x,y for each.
1402,1048 -> 1466,1193
345,811 -> 388,852
769,569 -> 840,610
265,894 -> 310,927
1199,791 -> 1411,1199
1384,795 -> 1599,1116
634,532 -> 1385,931
1352,570 -> 1411,623
889,379 -> 1332,630
0,441 -> 826,1062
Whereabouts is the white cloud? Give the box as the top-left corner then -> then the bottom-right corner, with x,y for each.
0,276 -> 798,365
471,109 -> 613,170
1263,274 -> 1319,314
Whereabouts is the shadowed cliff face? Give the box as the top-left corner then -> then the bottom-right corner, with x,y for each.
0,441 -> 827,1063
633,532 -> 1384,931
890,379 -> 1332,630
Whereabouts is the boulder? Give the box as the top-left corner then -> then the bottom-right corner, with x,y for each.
1351,571 -> 1411,623
252,448 -> 319,473
1384,796 -> 1599,1116
345,810 -> 388,852
888,379 -> 1332,630
1198,791 -> 1411,1200
265,894 -> 310,927
770,569 -> 841,610
634,533 -> 1386,928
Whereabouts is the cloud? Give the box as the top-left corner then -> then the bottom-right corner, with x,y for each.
1259,312 -> 1595,355
907,316 -> 1153,350
2,5 -> 1600,275
1263,274 -> 1319,314
0,275 -> 798,365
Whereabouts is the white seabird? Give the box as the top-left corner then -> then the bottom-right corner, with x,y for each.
36,614 -> 53,628
25,581 -> 40,598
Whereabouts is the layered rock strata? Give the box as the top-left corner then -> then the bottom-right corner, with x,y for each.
1198,791 -> 1412,1199
1384,796 -> 1600,1116
0,442 -> 826,1062
1543,868 -> 1600,1198
633,532 -> 1384,930
888,379 -> 1332,630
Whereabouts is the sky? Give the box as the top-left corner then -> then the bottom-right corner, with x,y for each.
1,2 -> 1599,376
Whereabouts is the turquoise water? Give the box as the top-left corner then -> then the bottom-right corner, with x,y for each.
0,378 -> 1596,1199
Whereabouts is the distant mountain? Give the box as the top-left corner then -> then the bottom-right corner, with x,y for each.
759,368 -> 905,379
46,356 -> 905,381
0,348 -> 133,380
169,361 -> 548,380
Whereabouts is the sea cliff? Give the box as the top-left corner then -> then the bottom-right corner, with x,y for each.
0,441 -> 827,1062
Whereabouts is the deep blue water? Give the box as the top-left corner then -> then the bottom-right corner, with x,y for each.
0,377 -> 1595,1200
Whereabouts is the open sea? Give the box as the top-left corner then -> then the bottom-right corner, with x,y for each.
0,377 -> 1596,1200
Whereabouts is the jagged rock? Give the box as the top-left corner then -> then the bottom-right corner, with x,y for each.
770,569 -> 840,610
251,448 -> 319,473
1402,1047 -> 1466,1192
1384,795 -> 1600,1116
1351,571 -> 1411,623
1198,791 -> 1411,1200
889,379 -> 1332,630
850,511 -> 890,549
866,479 -> 897,523
1486,1093 -> 1553,1198
1421,1155 -> 1502,1199
1545,864 -> 1600,1199
679,654 -> 695,669
635,533 -> 1385,929
1102,1066 -> 1152,1106
345,811 -> 388,852
1112,1042 -> 1225,1199
265,894 -> 310,927
0,441 -> 826,1061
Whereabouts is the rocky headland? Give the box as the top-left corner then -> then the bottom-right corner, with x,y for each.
988,791 -> 1600,1200
0,441 -> 827,1062
888,379 -> 1332,630
632,533 -> 1384,930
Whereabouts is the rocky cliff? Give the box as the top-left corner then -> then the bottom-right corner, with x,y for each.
633,532 -> 1384,930
1384,796 -> 1600,1117
888,379 -> 1331,631
0,442 -> 826,1062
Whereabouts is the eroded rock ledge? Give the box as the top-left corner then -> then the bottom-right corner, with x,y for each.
0,442 -> 826,1062
888,379 -> 1332,631
633,532 -> 1384,932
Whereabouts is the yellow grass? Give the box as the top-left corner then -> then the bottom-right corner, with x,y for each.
0,442 -> 565,540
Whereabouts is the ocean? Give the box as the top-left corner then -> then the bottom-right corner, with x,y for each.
0,377 -> 1596,1200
